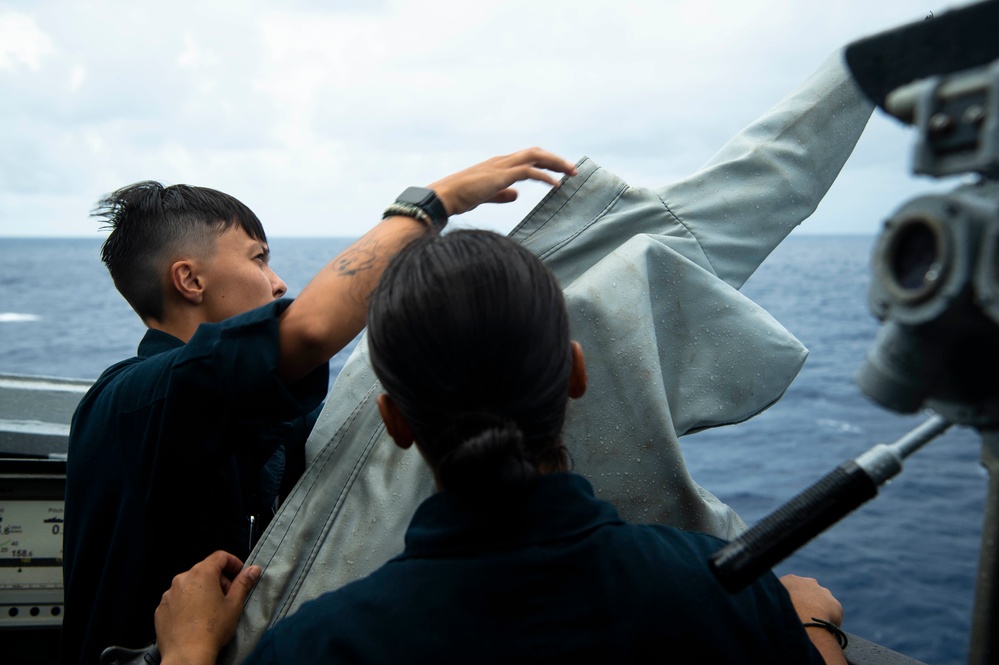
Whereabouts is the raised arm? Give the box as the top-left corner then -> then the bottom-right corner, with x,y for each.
277,148 -> 576,382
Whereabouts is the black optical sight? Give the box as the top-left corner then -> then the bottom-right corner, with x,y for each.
857,181 -> 999,419
852,21 -> 999,425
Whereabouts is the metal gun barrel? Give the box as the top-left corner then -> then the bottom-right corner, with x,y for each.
709,415 -> 951,593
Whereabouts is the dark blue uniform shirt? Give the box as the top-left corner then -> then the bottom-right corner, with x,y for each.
62,300 -> 327,665
247,473 -> 824,664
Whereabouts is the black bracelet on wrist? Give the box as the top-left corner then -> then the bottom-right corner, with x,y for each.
802,617 -> 848,650
385,186 -> 448,231
382,203 -> 434,228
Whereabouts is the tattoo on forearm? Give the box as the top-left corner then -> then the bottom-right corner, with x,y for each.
332,242 -> 378,276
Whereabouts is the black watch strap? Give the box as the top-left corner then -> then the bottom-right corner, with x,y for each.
390,186 -> 448,230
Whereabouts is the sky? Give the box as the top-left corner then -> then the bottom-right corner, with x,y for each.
0,0 -> 979,238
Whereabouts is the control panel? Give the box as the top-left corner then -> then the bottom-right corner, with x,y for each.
0,458 -> 67,628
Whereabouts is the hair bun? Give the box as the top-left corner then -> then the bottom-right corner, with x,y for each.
437,416 -> 538,506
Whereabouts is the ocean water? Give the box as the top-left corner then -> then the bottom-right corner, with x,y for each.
0,235 -> 987,664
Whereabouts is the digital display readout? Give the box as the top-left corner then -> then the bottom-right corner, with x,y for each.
0,501 -> 64,589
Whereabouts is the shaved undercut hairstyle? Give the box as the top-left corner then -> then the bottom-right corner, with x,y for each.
93,181 -> 267,322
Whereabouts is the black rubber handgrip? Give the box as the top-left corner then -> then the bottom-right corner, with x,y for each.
710,460 -> 879,593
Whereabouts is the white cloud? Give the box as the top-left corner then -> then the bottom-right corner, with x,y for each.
0,0 -> 985,237
69,65 -> 86,90
0,9 -> 53,71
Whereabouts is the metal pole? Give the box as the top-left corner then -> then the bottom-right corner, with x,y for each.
711,415 -> 952,592
970,429 -> 999,665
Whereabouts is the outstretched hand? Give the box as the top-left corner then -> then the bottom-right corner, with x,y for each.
429,147 -> 577,217
155,551 -> 261,665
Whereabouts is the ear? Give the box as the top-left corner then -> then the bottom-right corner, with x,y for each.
568,341 -> 587,399
377,393 -> 415,450
169,260 -> 204,305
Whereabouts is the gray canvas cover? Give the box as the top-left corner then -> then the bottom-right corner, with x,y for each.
221,50 -> 874,662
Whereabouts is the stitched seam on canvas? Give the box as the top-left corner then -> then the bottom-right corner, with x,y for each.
511,162 -> 601,246
538,184 -> 628,262
277,384 -> 383,618
257,383 -> 382,622
655,192 -> 720,278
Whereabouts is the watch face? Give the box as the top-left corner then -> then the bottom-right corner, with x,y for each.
398,186 -> 434,207
397,186 -> 447,229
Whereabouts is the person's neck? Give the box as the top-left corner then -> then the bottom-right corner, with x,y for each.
146,312 -> 203,344
537,444 -> 569,475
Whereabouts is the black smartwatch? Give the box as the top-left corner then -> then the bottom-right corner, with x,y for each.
386,186 -> 449,231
